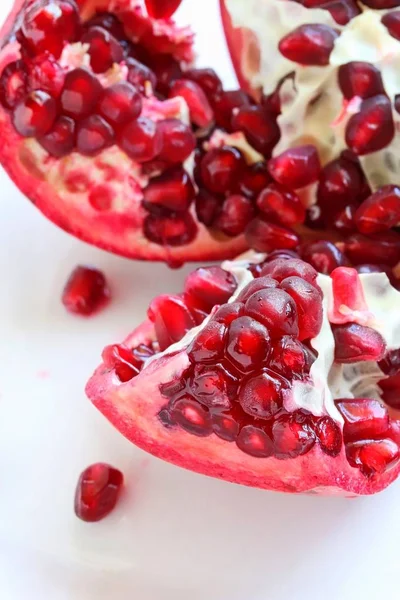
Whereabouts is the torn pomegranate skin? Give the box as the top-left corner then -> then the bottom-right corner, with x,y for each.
74,463 -> 124,522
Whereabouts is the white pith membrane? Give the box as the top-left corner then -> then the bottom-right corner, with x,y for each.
225,0 -> 400,192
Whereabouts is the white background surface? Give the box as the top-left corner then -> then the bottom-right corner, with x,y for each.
0,1 -> 399,598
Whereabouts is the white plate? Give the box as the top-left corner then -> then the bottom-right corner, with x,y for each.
1,1 -> 399,598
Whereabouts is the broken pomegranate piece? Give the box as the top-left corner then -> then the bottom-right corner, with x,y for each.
74,463 -> 124,522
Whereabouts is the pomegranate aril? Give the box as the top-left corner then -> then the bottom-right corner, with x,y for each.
239,370 -> 286,419
85,12 -> 125,39
260,258 -> 318,287
333,323 -> 386,363
336,398 -> 389,441
245,218 -> 300,253
190,365 -> 234,409
98,82 -> 142,127
28,55 -> 65,98
364,0 -> 400,7
126,58 -> 157,94
314,416 -> 342,457
201,146 -> 246,194
268,145 -> 321,189
213,194 -> 254,236
237,162 -> 271,199
355,186 -> 400,235
236,425 -> 274,458
300,240 -> 350,275
212,89 -> 252,131
317,157 -> 363,222
231,105 -> 280,156
269,335 -> 312,378
333,205 -> 357,234
212,414 -> 239,442
213,302 -> 245,325
185,68 -> 223,98
280,276 -> 323,341
75,463 -> 123,523
272,412 -> 316,459
382,11 -> 400,41
169,79 -> 214,128
148,294 -> 196,351
12,90 -> 56,138
39,115 -> 75,157
184,266 -> 237,311
188,320 -> 226,364
62,265 -> 110,316
245,287 -> 299,338
145,0 -> 182,19
346,439 -> 399,476
119,117 -> 162,163
157,118 -> 196,163
0,60 -> 28,109
195,190 -> 221,226
320,0 -> 360,26
102,344 -> 139,382
236,276 -> 278,303
143,168 -> 195,214
76,115 -> 114,156
226,316 -> 270,374
143,213 -> 197,247
278,24 -> 339,66
60,68 -> 103,120
338,62 -> 384,100
345,95 -> 394,156
148,54 -> 182,95
171,397 -> 212,437
81,26 -> 124,74
344,231 -> 400,266
379,349 -> 400,377
257,183 -> 305,227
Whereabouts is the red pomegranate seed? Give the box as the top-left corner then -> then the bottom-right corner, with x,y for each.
317,157 -> 363,222
345,94 -> 394,155
268,145 -> 321,189
171,397 -> 212,437
346,439 -> 399,476
236,276 -> 278,303
355,185 -> 400,234
272,412 -> 316,459
338,62 -> 384,100
148,294 -> 196,350
212,414 -> 239,442
27,54 -> 65,98
213,302 -> 245,324
333,205 -> 357,234
200,146 -> 246,194
379,349 -> 400,376
236,425 -> 274,457
39,115 -> 75,157
98,82 -> 142,127
344,231 -> 400,266
184,266 -> 237,311
149,54 -> 182,95
126,57 -> 157,93
330,267 -> 376,324
143,168 -> 195,214
85,12 -> 125,39
300,240 -> 350,275
0,60 -> 28,109
336,398 -> 389,441
226,316 -> 271,373
245,218 -> 300,253
60,68 -> 103,119
212,89 -> 252,131
237,162 -> 271,199
269,335 -> 313,377
76,115 -> 114,156
382,10 -> 400,41
315,416 -> 342,456
364,0 -> 400,7
157,118 -> 196,163
257,183 -> 305,227
245,287 -> 299,338
213,194 -> 254,237
88,185 -> 114,211
62,266 -> 110,316
75,463 -> 124,523
190,365 -> 234,409
81,26 -> 124,73
22,0 -> 80,59
188,320 -> 226,364
380,374 -> 400,409
195,189 -> 221,226
280,276 -> 323,341
102,343 -> 141,382
333,323 -> 386,363
185,68 -> 223,98
119,117 -> 162,162
260,257 -> 318,286
12,90 -> 56,137
278,24 -> 339,66
145,0 -> 182,18
169,79 -> 214,128
319,0 -> 360,26
143,213 -> 197,246
231,105 -> 280,156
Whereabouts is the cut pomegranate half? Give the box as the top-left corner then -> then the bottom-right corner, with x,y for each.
87,253 -> 400,496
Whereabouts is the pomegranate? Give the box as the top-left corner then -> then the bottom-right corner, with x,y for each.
86,254 -> 400,495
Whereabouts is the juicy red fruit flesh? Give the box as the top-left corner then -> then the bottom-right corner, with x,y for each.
62,266 -> 110,316
74,463 -> 124,522
145,0 -> 183,19
278,24 -> 339,66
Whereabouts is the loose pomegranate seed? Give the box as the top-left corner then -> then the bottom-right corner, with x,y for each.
119,117 -> 162,162
126,58 -> 157,93
184,266 -> 237,311
257,183 -> 305,227
62,265 -> 110,316
382,11 -> 400,41
338,62 -> 384,100
185,68 -> 223,98
379,349 -> 400,377
200,147 -> 246,194
213,302 -> 245,324
148,294 -> 196,351
76,115 -> 114,156
39,115 -> 75,157
226,316 -> 271,374
212,89 -> 252,131
27,54 -> 65,98
314,416 -> 342,457
75,463 -> 124,523
85,12 -> 125,39
236,425 -> 274,457
245,218 -> 300,253
330,267 -> 375,324
268,145 -> 321,189
278,24 -> 339,66
60,68 -> 103,120
190,365 -> 234,409
169,79 -> 214,128
336,398 -> 389,441
157,118 -> 195,163
81,26 -> 124,73
317,157 -> 363,223
12,90 -> 56,137
188,320 -> 226,364
300,240 -> 350,275
345,94 -> 394,155
333,323 -> 386,363
237,162 -> 271,199
0,60 -> 28,109
236,276 -> 278,303
269,335 -> 312,377
260,257 -> 318,286
318,0 -> 360,26
98,82 -> 142,127
143,213 -> 197,247
212,414 -> 239,442
171,397 -> 212,437
213,194 -> 254,237
346,439 -> 399,477
354,186 -> 400,234
344,231 -> 400,266
245,287 -> 299,338
145,0 -> 182,19
195,189 -> 221,226
143,168 -> 195,214
149,54 -> 182,95
22,0 -> 80,59
231,105 -> 280,156
102,343 -> 140,382
280,276 -> 323,340
272,412 -> 316,459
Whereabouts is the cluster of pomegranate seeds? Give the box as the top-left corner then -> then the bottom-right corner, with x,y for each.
62,266 -> 110,316
74,463 -> 124,522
